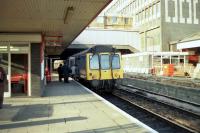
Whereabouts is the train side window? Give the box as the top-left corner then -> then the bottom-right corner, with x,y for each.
112,54 -> 120,69
90,55 -> 99,69
100,54 -> 110,70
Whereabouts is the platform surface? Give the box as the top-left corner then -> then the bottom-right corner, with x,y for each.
0,80 -> 157,133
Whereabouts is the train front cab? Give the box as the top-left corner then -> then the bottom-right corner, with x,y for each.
86,52 -> 123,91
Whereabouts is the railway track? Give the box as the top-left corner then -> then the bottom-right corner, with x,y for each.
122,84 -> 200,115
81,80 -> 200,133
109,86 -> 200,133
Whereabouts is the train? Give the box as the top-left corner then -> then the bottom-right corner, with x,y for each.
68,45 -> 123,92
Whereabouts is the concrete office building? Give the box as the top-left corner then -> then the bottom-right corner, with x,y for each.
104,0 -> 200,52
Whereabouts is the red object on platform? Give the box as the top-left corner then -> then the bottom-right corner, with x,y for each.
23,74 -> 28,93
11,73 -> 28,93
11,74 -> 23,83
163,64 -> 174,77
45,68 -> 51,82
150,67 -> 156,75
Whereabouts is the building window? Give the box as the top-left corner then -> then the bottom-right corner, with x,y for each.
112,17 -> 117,23
136,14 -> 139,26
145,9 -> 148,21
143,10 -> 146,23
125,18 -> 129,24
138,13 -> 141,25
153,4 -> 157,19
149,6 -> 152,20
10,44 -> 29,52
157,2 -> 161,18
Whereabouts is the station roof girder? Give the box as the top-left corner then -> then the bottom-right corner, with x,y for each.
0,0 -> 112,53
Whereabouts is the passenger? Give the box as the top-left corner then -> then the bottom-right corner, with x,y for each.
71,65 -> 76,78
57,64 -> 63,82
74,64 -> 79,80
62,62 -> 70,83
0,59 -> 5,109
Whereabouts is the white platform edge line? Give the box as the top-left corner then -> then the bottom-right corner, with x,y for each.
74,80 -> 158,133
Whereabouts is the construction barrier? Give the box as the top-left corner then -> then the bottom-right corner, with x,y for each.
163,64 -> 174,77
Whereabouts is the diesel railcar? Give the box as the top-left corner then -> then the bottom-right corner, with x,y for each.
68,45 -> 123,92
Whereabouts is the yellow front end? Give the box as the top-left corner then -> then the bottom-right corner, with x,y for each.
86,53 -> 123,81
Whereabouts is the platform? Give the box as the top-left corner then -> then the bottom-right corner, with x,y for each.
0,80 -> 157,133
121,73 -> 200,105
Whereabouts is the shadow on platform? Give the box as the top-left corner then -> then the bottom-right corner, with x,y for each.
0,98 -> 101,122
0,116 -> 87,129
0,104 -> 53,122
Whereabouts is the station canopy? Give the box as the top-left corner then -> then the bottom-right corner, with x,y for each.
0,0 -> 112,55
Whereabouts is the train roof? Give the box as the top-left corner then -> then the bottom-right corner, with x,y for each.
70,45 -> 119,57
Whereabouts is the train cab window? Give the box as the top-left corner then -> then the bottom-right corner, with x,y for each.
100,54 -> 110,70
90,55 -> 99,69
112,54 -> 120,69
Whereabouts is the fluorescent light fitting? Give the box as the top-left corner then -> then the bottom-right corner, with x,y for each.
0,46 -> 7,48
64,6 -> 74,24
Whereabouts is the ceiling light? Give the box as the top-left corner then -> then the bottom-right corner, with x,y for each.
64,6 -> 74,24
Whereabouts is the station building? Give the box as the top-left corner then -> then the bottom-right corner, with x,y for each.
0,0 -> 112,98
103,0 -> 200,52
0,34 -> 44,97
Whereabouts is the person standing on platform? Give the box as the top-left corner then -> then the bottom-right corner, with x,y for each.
0,59 -> 5,109
62,61 -> 70,83
71,65 -> 76,78
57,64 -> 63,82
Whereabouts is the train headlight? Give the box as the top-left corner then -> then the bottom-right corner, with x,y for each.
115,73 -> 119,78
92,75 -> 96,79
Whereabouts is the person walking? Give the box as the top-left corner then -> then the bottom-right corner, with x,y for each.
62,62 -> 70,83
57,64 -> 63,82
0,61 -> 5,109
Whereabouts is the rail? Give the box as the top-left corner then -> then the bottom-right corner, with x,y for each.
113,87 -> 200,133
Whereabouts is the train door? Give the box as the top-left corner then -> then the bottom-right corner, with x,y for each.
111,54 -> 123,79
100,54 -> 111,80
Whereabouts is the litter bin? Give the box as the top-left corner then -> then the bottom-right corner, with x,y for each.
0,66 -> 5,109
